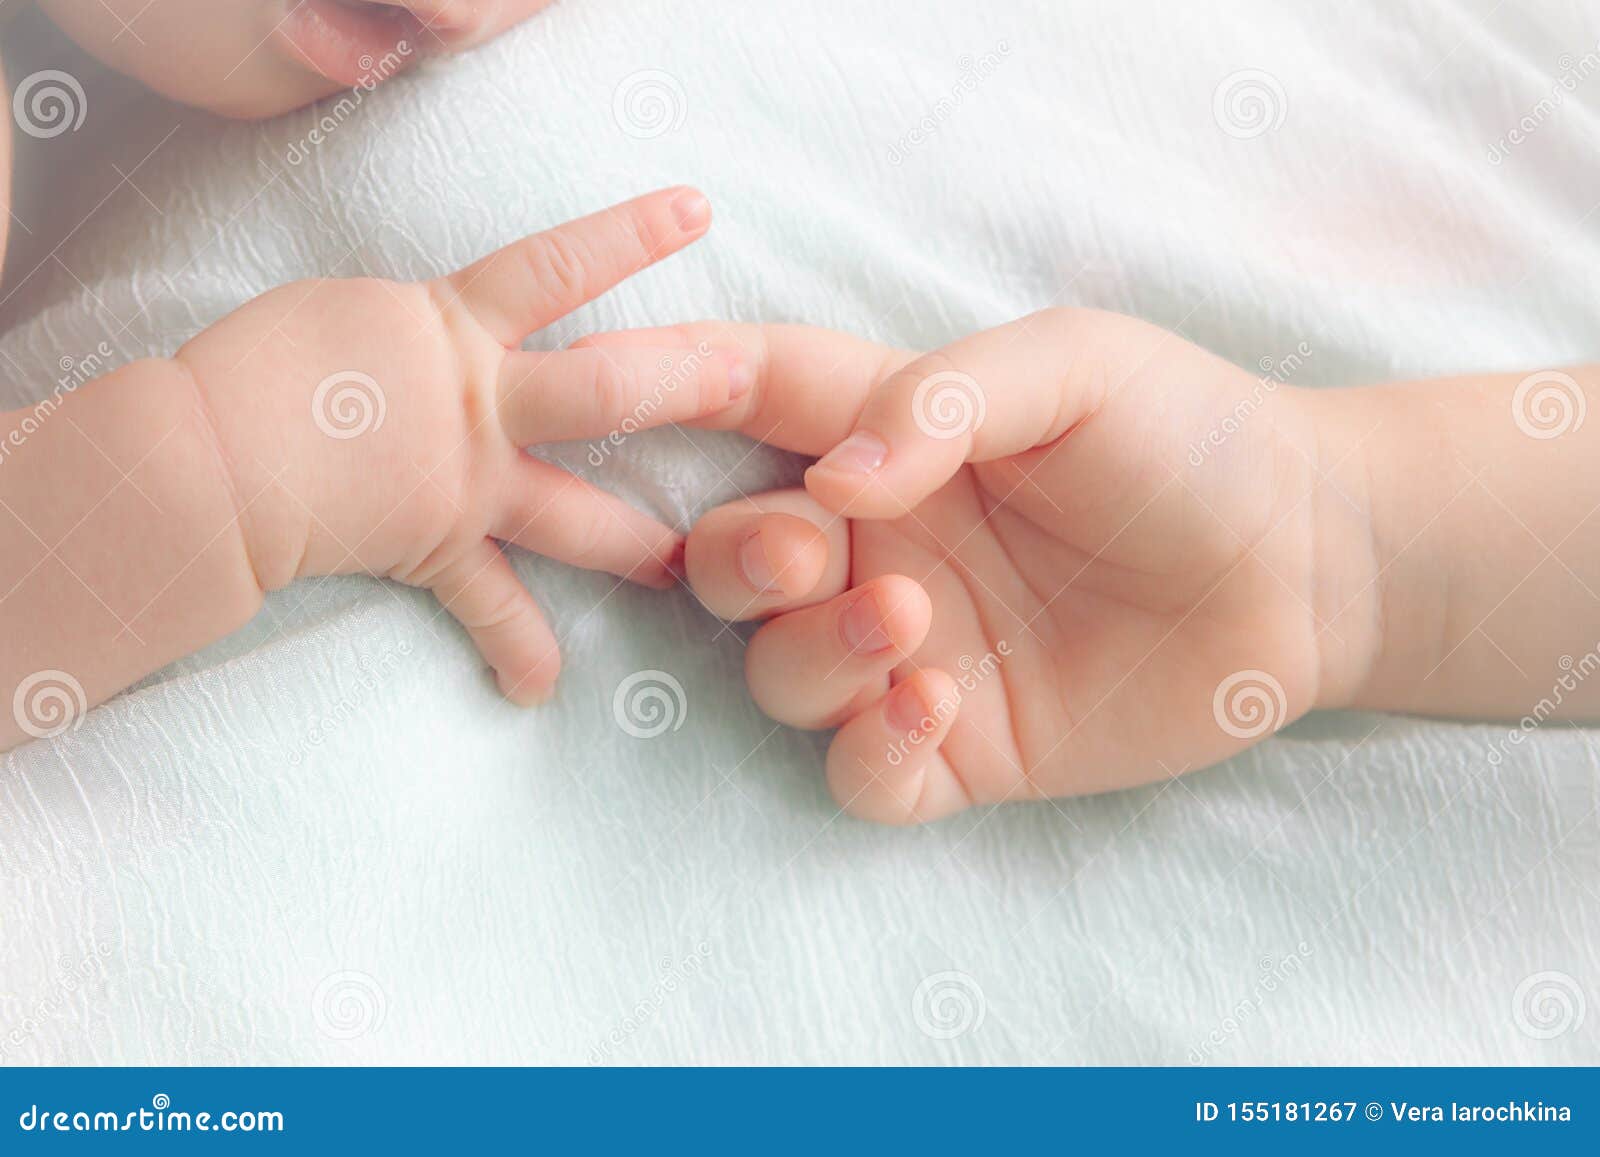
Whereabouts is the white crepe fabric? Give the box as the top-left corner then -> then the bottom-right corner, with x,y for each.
1,0 -> 1597,1064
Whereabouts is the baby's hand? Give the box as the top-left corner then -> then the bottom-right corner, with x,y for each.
581,311 -> 1366,822
177,186 -> 742,703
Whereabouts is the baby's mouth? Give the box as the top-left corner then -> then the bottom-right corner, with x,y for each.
277,0 -> 472,88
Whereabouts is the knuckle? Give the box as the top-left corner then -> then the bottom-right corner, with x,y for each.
589,355 -> 637,430
546,507 -> 612,567
525,230 -> 594,304
616,205 -> 665,268
901,348 -> 963,382
469,584 -> 531,633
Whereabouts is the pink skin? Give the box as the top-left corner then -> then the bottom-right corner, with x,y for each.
31,0 -> 554,118
8,7 -> 1596,827
1,6 -> 708,753
583,317 -> 1600,825
3,4 -> 550,270
0,187 -> 737,751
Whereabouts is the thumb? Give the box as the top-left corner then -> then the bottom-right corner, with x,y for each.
804,309 -> 1104,518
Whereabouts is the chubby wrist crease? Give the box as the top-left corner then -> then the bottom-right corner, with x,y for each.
1304,387 -> 1388,713
168,352 -> 273,599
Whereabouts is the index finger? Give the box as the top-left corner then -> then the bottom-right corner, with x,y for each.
443,187 -> 713,347
571,321 -> 916,455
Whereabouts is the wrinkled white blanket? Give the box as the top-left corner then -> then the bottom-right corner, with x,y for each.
1,0 -> 1597,1064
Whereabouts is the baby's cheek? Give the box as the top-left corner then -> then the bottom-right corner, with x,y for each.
36,0 -> 333,120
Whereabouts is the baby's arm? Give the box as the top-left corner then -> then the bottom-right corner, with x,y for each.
0,358 -> 263,738
0,187 -> 735,750
1311,369 -> 1600,720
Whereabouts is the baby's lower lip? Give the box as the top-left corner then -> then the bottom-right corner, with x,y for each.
274,0 -> 430,88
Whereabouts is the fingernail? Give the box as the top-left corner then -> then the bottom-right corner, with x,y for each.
727,355 -> 754,401
885,680 -> 933,734
814,431 -> 888,476
737,532 -> 778,592
672,189 -> 711,233
839,591 -> 893,654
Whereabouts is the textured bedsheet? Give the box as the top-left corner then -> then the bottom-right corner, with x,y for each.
1,0 -> 1597,1064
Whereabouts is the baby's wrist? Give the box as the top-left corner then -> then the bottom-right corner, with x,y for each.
1299,386 -> 1389,713
1301,368 -> 1600,719
169,348 -> 311,595
167,352 -> 283,596
1303,377 -> 1489,715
